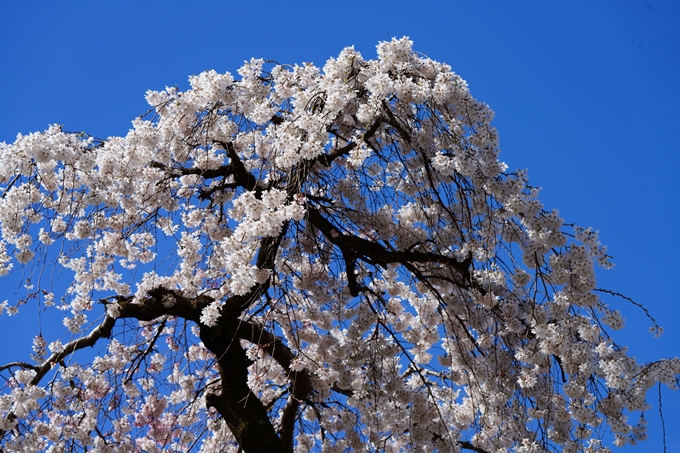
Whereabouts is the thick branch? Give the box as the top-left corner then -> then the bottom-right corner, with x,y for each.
0,315 -> 118,444
306,206 -> 470,294
151,140 -> 263,200
235,321 -> 312,401
222,223 -> 288,318
150,161 -> 234,180
236,321 -> 313,450
220,141 -> 261,194
114,289 -> 212,324
458,440 -> 491,453
115,289 -> 290,453
29,315 -> 117,387
316,141 -> 356,167
201,317 -> 290,453
316,116 -> 382,168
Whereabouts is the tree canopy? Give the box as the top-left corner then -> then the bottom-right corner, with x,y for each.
0,37 -> 677,453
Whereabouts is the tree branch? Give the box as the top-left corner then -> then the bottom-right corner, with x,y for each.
29,315 -> 117,387
0,315 -> 118,444
124,318 -> 167,383
200,316 -> 290,453
306,206 -> 470,289
150,161 -> 234,180
382,100 -> 412,144
316,141 -> 356,167
458,440 -> 491,453
150,140 -> 263,200
235,321 -> 313,450
113,289 -> 212,324
316,116 -> 382,168
0,362 -> 38,373
114,288 -> 291,453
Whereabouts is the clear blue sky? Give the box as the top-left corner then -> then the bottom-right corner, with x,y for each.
1,1 -> 678,451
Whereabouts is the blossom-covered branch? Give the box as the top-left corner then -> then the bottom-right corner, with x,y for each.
0,37 -> 678,453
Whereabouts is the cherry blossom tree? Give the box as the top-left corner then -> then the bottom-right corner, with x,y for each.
0,37 -> 677,453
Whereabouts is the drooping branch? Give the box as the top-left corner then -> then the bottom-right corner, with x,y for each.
0,315 -> 118,444
0,362 -> 38,373
124,318 -> 167,383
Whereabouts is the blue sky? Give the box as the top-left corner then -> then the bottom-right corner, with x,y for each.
1,1 -> 679,451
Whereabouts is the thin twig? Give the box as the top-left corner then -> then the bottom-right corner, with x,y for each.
659,382 -> 667,453
594,288 -> 660,328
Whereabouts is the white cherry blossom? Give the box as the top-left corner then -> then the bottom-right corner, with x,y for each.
0,37 -> 677,453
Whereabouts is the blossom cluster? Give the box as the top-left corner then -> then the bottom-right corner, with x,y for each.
0,37 -> 677,452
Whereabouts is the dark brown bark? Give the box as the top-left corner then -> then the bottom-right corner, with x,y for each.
306,205 -> 471,290
201,318 -> 291,453
236,321 -> 313,450
111,290 -> 295,453
0,287 -> 298,453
